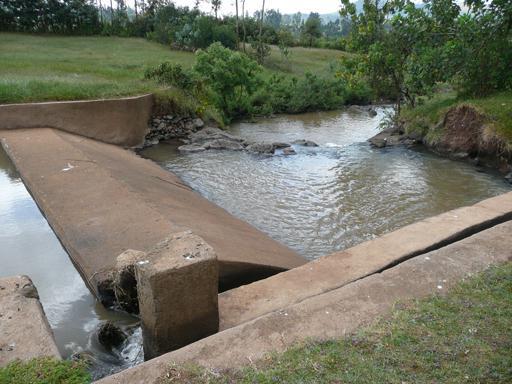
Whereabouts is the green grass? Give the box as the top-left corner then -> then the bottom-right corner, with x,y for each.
402,91 -> 512,145
162,263 -> 512,384
0,33 -> 347,104
0,357 -> 90,384
263,45 -> 349,77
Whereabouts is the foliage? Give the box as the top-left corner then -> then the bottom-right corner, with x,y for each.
144,63 -> 194,89
161,262 -> 512,383
0,0 -> 352,52
301,13 -> 322,47
252,73 -> 352,115
0,33 -> 347,104
0,357 -> 90,384
341,0 -> 512,113
0,0 -> 100,34
144,42 -> 365,122
194,42 -> 262,120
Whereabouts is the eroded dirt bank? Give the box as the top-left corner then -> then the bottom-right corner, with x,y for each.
369,105 -> 512,182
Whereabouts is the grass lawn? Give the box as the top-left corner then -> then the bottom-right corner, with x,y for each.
163,263 -> 512,383
0,33 -> 347,104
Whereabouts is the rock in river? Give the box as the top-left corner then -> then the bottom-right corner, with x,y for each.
178,144 -> 207,153
282,147 -> 297,155
204,139 -> 245,151
246,142 -> 276,154
292,139 -> 319,147
96,321 -> 126,350
189,127 -> 244,145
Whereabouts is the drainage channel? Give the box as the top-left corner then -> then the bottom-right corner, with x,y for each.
0,147 -> 143,380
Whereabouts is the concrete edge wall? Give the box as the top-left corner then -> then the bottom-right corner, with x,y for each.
0,95 -> 153,147
95,221 -> 512,384
218,191 -> 512,330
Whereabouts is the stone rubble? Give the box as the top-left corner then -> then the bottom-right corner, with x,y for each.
144,116 -> 319,157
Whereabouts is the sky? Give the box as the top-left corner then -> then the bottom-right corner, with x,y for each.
139,1 -> 344,16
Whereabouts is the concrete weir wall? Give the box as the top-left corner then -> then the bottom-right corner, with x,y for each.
0,95 -> 153,147
97,219 -> 512,384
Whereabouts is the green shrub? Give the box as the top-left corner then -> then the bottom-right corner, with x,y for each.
144,63 -> 194,90
0,358 -> 90,384
194,42 -> 263,121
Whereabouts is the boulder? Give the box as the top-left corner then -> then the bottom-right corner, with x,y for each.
292,139 -> 318,147
192,118 -> 205,129
272,142 -> 292,149
246,142 -> 275,154
178,144 -> 206,153
97,321 -> 126,350
189,127 -> 243,145
282,147 -> 297,155
367,107 -> 378,117
204,139 -> 244,151
505,172 -> 512,184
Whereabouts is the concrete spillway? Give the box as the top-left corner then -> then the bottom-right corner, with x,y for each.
0,128 -> 306,298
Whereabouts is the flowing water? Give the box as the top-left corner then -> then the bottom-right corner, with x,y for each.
0,148 -> 143,380
142,107 -> 510,259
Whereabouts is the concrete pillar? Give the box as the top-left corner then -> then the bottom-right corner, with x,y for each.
135,232 -> 219,360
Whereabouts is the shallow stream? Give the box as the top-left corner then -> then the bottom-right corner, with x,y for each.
142,107 -> 510,259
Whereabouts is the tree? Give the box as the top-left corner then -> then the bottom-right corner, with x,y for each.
302,12 -> 322,46
211,0 -> 221,19
253,0 -> 270,63
194,42 -> 262,119
265,9 -> 282,30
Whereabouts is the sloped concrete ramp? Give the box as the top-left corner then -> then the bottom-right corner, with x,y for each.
0,128 -> 305,295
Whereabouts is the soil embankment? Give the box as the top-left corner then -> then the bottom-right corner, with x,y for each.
369,104 -> 512,181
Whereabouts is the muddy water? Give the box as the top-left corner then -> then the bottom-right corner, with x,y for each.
0,148 -> 142,380
142,107 -> 510,259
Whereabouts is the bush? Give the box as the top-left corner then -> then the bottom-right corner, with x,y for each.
0,358 -> 90,384
144,63 -> 195,90
253,73 -> 348,114
194,43 -> 262,121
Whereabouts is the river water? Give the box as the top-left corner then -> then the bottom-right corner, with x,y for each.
0,149 -> 142,380
142,107 -> 510,259
0,107 -> 509,378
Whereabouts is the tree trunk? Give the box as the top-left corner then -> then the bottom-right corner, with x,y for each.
235,0 -> 239,49
242,0 -> 246,52
110,0 -> 113,25
258,0 -> 265,62
134,0 -> 138,18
